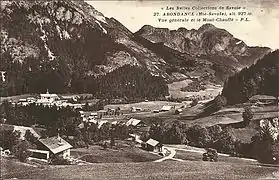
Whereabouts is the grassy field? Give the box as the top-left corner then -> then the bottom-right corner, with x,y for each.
105,101 -> 183,111
174,150 -> 259,165
3,160 -> 279,180
0,156 -> 43,179
71,141 -> 160,163
180,106 -> 279,127
168,80 -> 222,100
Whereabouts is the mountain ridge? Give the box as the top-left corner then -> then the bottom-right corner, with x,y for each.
0,0 -> 272,99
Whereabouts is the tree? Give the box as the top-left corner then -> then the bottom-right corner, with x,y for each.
0,129 -> 20,150
12,140 -> 32,162
214,95 -> 227,110
242,106 -> 254,126
24,130 -> 38,148
190,99 -> 199,107
162,121 -> 188,144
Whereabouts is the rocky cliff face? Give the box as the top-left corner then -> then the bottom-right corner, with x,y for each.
135,24 -> 271,84
136,24 -> 270,66
0,0 -> 272,98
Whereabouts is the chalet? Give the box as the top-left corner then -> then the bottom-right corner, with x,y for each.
175,109 -> 183,114
249,95 -> 278,105
126,118 -> 146,128
160,105 -> 174,112
28,135 -> 72,162
144,138 -> 162,152
97,110 -> 107,119
131,107 -> 142,112
153,110 -> 160,113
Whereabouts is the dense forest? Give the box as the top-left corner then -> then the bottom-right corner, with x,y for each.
0,57 -> 169,99
222,50 -> 279,105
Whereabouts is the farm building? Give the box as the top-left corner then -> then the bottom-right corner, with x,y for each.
175,109 -> 183,114
131,107 -> 143,112
160,105 -> 174,112
28,135 -> 72,162
144,138 -> 163,152
126,118 -> 146,128
249,95 -> 277,104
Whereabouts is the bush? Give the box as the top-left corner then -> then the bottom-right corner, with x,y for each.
181,81 -> 206,92
242,106 -> 254,126
190,99 -> 199,107
203,148 -> 218,162
12,140 -> 32,162
50,156 -> 71,165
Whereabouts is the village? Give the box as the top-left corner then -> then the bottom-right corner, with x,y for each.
1,90 -> 279,168
1,90 -> 192,166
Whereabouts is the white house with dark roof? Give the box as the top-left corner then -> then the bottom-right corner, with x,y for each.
145,138 -> 162,152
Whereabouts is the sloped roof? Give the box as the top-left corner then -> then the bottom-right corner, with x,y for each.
126,118 -> 142,126
249,95 -> 277,101
161,105 -> 173,111
39,136 -> 72,154
146,138 -> 159,147
40,94 -> 59,98
97,110 -> 107,113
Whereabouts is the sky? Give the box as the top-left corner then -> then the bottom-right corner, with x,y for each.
86,0 -> 279,50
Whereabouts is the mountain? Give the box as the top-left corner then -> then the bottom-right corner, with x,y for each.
0,0 -> 271,99
135,24 -> 271,83
0,0 -> 169,98
222,50 -> 279,105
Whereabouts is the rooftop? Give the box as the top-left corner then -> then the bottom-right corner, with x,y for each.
39,136 -> 72,154
249,95 -> 277,101
146,138 -> 159,147
126,118 -> 142,126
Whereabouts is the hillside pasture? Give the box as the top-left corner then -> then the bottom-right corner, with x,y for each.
4,160 -> 279,180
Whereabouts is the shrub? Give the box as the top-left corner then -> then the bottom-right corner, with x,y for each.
50,156 -> 71,165
12,140 -> 32,162
242,106 -> 254,126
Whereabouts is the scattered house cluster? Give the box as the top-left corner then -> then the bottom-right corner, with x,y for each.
15,90 -> 85,109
